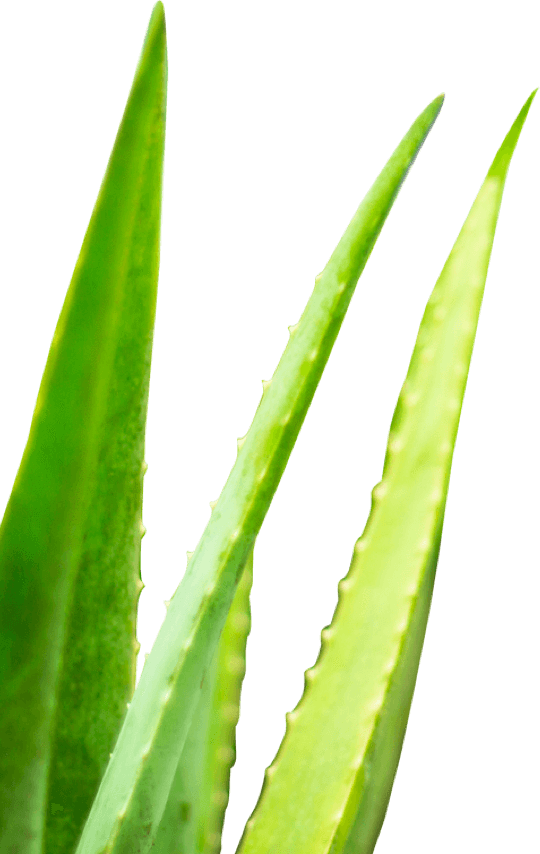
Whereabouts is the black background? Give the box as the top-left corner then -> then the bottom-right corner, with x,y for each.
1,2 -> 540,854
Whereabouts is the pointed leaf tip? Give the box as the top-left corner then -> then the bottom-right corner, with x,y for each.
488,89 -> 536,181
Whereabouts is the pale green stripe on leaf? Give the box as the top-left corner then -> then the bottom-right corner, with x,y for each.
75,93 -> 442,854
235,91 -> 535,854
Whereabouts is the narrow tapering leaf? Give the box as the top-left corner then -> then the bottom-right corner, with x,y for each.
235,91 -> 536,854
76,93 -> 443,854
0,6 -> 166,854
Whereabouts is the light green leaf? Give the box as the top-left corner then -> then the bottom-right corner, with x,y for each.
235,90 -> 536,854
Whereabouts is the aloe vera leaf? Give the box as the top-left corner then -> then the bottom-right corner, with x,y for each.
0,6 -> 166,854
234,90 -> 536,854
152,552 -> 253,854
75,94 -> 443,854
199,555 -> 253,854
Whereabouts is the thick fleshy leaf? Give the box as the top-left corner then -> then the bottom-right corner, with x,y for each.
235,91 -> 535,854
0,6 -> 166,854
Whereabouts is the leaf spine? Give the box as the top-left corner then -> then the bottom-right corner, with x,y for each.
142,460 -> 148,474
416,536 -> 431,554
430,485 -> 443,505
140,522 -> 147,538
372,481 -> 388,501
285,709 -> 300,725
406,579 -> 419,597
207,831 -> 222,850
209,499 -> 218,510
257,465 -> 269,483
227,655 -> 246,676
217,746 -> 235,764
383,657 -> 397,677
338,576 -> 354,594
223,703 -> 240,724
350,752 -> 364,771
232,612 -> 250,632
388,434 -> 404,454
288,322 -> 299,336
333,805 -> 346,823
368,689 -> 388,715
186,550 -> 194,563
395,615 -> 410,635
163,598 -> 171,610
237,435 -> 246,453
262,379 -> 271,393
404,389 -> 420,408
305,665 -> 319,683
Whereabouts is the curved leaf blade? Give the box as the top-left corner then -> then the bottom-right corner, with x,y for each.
0,5 -> 167,854
235,91 -> 536,854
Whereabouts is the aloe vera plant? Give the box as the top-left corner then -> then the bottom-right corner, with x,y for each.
0,4 -> 535,854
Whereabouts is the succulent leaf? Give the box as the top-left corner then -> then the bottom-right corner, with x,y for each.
235,91 -> 536,854
0,2 -> 167,854
1,2 -> 536,850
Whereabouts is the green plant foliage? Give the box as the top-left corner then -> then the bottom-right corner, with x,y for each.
0,4 -> 536,854
72,63 -> 441,854
0,6 -> 166,854
235,91 -> 536,854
